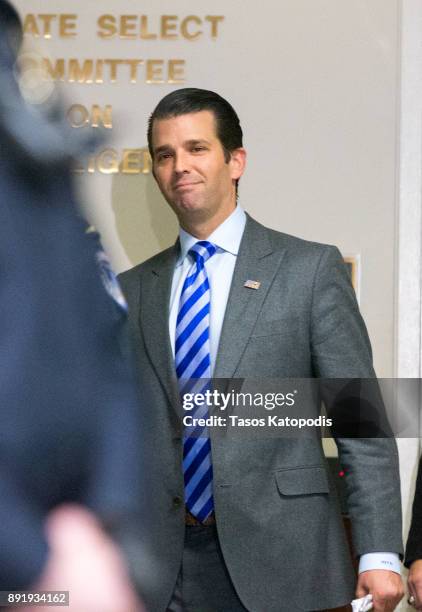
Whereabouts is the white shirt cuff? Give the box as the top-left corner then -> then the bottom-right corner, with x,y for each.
358,552 -> 401,574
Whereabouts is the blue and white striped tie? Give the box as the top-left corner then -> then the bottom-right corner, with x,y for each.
175,240 -> 217,522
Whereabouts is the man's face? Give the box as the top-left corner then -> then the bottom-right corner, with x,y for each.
151,110 -> 245,230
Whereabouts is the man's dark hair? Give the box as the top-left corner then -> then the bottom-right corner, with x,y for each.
0,1 -> 23,58
147,88 -> 243,161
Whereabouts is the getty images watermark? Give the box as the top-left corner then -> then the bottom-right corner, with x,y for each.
179,378 -> 422,438
182,388 -> 333,430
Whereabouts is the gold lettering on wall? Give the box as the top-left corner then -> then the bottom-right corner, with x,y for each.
74,148 -> 152,175
67,104 -> 113,129
23,13 -> 224,41
146,60 -> 165,84
34,57 -> 185,84
168,60 -> 185,84
97,14 -> 116,38
104,59 -> 120,83
37,15 -> 55,39
205,15 -> 224,38
43,58 -> 65,81
95,60 -> 104,84
67,104 -> 90,128
86,155 -> 96,174
121,149 -> 151,174
120,15 -> 138,39
180,16 -> 202,41
91,105 -> 113,128
126,59 -> 144,83
95,14 -> 224,40
68,59 -> 94,83
22,11 -> 226,177
22,14 -> 78,38
161,15 -> 178,40
22,14 -> 39,37
59,14 -> 78,38
140,15 -> 157,40
97,149 -> 120,174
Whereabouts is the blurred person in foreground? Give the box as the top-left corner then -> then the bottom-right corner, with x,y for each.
0,2 -> 144,610
405,456 -> 422,609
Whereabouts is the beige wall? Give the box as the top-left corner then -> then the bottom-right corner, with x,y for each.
13,0 -> 399,378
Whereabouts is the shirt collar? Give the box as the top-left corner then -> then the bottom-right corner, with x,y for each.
177,205 -> 247,266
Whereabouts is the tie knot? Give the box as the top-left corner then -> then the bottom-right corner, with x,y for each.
189,241 -> 217,264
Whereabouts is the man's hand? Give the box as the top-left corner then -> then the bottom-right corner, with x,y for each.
356,570 -> 404,612
408,559 -> 422,609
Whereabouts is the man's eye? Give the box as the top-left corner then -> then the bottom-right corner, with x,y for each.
192,146 -> 206,152
157,152 -> 172,161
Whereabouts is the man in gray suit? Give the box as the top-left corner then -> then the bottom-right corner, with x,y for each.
119,88 -> 404,612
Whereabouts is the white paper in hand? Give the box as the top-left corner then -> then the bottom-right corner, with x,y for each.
351,594 -> 373,612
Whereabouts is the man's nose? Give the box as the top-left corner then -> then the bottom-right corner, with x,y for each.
174,150 -> 190,174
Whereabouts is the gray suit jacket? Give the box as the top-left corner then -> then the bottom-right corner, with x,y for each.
119,215 -> 403,612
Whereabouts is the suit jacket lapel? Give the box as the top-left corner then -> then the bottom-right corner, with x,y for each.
214,215 -> 286,378
139,243 -> 182,415
139,216 -> 286,405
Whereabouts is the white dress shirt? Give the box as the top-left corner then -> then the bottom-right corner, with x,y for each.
169,205 -> 247,369
168,204 -> 400,575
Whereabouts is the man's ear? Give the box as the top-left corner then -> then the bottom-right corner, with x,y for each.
229,148 -> 247,181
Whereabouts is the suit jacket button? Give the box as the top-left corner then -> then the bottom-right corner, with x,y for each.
173,495 -> 183,508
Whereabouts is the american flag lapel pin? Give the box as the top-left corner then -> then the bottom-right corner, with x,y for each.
244,279 -> 261,290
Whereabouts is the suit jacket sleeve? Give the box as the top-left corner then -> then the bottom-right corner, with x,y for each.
310,245 -> 403,558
